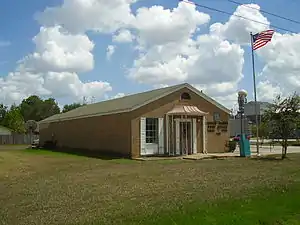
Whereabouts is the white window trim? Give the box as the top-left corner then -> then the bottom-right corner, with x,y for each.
203,116 -> 208,154
192,118 -> 197,154
158,118 -> 164,155
140,117 -> 146,155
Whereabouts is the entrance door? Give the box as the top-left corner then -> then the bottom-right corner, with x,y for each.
180,122 -> 192,155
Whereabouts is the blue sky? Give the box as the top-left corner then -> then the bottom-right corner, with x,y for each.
0,0 -> 300,109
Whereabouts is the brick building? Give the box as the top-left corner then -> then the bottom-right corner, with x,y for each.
39,83 -> 231,158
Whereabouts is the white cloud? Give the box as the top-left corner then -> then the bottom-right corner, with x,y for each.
129,50 -> 190,84
43,72 -> 112,100
257,80 -> 283,102
193,82 -> 238,97
193,83 -> 239,109
257,32 -> 300,95
128,36 -> 244,110
188,35 -> 244,84
0,71 -> 50,104
36,0 -> 136,34
128,2 -> 210,83
111,92 -> 125,99
153,84 -> 169,89
106,45 -> 116,60
210,4 -> 270,44
127,2 -> 246,110
0,25 -> 111,105
0,0 -> 123,106
113,29 -> 134,43
132,2 -> 210,47
21,26 -> 94,73
0,70 -> 112,105
2,0 -> 299,110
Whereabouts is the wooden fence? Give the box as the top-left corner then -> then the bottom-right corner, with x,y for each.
0,134 -> 39,145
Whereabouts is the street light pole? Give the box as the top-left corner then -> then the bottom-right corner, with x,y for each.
238,90 -> 251,157
238,90 -> 247,135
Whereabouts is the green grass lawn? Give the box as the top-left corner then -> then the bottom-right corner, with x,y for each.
1,148 -> 300,225
128,186 -> 300,225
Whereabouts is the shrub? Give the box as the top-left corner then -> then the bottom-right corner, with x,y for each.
228,140 -> 237,152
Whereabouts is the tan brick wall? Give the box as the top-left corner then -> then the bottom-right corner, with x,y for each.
40,87 -> 229,158
39,113 -> 131,156
129,88 -> 230,157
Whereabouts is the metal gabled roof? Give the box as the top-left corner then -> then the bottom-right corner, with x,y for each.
40,83 -> 230,123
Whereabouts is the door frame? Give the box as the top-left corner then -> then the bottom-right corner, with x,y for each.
175,118 -> 193,155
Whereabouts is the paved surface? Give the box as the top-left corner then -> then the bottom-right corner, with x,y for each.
184,146 -> 300,160
183,153 -> 238,160
250,145 -> 300,156
250,139 -> 298,143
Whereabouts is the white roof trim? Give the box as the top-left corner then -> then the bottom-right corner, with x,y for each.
40,83 -> 230,124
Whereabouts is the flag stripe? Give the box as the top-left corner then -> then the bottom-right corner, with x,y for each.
252,29 -> 274,50
253,42 -> 268,50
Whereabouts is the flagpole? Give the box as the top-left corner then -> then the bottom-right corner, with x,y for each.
250,32 -> 260,156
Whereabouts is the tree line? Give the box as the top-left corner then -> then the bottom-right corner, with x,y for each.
0,95 -> 85,133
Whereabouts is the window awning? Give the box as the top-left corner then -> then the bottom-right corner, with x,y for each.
167,105 -> 208,116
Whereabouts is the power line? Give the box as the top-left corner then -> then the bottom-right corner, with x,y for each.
227,0 -> 300,25
180,0 -> 297,33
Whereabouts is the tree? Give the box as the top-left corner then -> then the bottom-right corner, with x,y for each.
263,93 -> 300,159
2,105 -> 25,133
0,103 -> 7,125
258,122 -> 269,146
41,98 -> 60,119
19,95 -> 44,121
19,95 -> 60,121
62,103 -> 84,113
297,120 -> 300,141
250,122 -> 269,146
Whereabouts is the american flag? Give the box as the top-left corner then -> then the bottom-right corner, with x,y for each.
252,30 -> 275,50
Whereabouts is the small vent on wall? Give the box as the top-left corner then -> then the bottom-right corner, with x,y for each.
180,92 -> 191,100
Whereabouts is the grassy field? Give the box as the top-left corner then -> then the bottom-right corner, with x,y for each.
0,148 -> 300,225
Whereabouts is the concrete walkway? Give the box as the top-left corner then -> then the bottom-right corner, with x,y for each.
179,145 -> 300,161
135,146 -> 300,161
183,153 -> 238,160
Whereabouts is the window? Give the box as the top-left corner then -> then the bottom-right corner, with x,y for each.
146,118 -> 158,144
213,112 -> 220,122
180,92 -> 191,100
